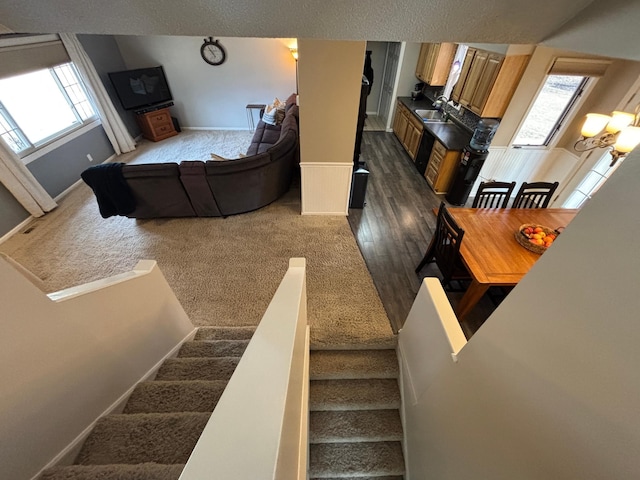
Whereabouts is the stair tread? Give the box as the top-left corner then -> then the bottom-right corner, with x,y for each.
195,326 -> 255,341
309,441 -> 405,478
41,463 -> 185,480
309,409 -> 403,443
124,380 -> 228,413
310,379 -> 400,411
179,339 -> 249,358
310,349 -> 398,380
155,357 -> 239,381
76,412 -> 209,465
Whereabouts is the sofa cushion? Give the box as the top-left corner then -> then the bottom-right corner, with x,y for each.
204,153 -> 271,175
179,161 -> 222,217
285,93 -> 297,112
121,163 -> 196,218
246,122 -> 282,156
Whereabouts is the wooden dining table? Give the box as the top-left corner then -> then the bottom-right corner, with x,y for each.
442,208 -> 579,321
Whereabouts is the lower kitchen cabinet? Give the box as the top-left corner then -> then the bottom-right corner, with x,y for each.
424,140 -> 461,193
393,101 -> 423,160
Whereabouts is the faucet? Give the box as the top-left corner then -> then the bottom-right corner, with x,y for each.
433,95 -> 450,120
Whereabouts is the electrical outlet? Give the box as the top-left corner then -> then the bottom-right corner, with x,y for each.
87,154 -> 93,162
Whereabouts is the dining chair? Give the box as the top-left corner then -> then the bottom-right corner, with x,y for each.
471,181 -> 516,208
511,181 -> 559,208
415,202 -> 470,290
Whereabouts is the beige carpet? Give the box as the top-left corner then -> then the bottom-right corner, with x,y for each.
1,133 -> 394,348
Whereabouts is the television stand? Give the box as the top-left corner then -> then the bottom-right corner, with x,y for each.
135,106 -> 178,142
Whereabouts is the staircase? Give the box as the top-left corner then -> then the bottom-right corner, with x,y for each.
308,348 -> 406,479
40,326 -> 255,480
39,328 -> 405,479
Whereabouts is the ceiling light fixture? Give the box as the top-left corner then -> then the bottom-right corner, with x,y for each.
574,105 -> 640,166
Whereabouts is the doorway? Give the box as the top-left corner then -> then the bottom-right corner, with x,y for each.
363,41 -> 401,132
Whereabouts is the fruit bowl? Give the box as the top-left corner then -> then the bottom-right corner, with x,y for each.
515,224 -> 559,254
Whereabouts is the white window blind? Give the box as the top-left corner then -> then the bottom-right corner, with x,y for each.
0,35 -> 70,79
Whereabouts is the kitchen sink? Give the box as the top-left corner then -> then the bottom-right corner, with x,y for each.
414,109 -> 447,122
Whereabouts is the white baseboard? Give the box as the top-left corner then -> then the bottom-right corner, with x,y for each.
0,216 -> 35,244
30,327 -> 198,480
182,127 -> 251,131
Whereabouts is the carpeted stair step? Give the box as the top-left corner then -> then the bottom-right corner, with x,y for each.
309,441 -> 405,478
40,463 -> 185,480
310,349 -> 398,380
309,409 -> 403,443
75,412 -> 209,465
178,339 -> 249,358
154,357 -> 239,381
310,379 -> 401,411
194,326 -> 255,341
123,380 -> 228,413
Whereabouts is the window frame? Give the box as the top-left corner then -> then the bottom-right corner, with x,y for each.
511,73 -> 597,150
0,62 -> 98,162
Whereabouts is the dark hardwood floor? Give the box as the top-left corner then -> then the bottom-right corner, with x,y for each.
347,131 -> 497,338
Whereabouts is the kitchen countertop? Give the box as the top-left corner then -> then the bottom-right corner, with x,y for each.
398,96 -> 472,151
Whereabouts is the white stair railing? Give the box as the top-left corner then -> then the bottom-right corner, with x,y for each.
180,257 -> 309,480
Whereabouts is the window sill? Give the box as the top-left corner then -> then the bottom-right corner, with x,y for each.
22,119 -> 102,165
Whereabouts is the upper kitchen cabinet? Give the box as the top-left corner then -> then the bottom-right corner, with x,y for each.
451,47 -> 530,118
415,43 -> 457,86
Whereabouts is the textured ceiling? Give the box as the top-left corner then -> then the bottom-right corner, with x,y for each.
1,0 -> 639,60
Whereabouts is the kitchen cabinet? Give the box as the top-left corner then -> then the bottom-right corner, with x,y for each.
451,47 -> 530,118
415,43 -> 457,87
424,140 -> 460,193
393,101 -> 423,160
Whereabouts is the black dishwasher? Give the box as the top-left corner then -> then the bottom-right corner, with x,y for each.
414,129 -> 436,175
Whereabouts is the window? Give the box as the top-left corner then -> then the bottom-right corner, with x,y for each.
513,75 -> 588,147
563,150 -> 623,208
0,62 -> 96,158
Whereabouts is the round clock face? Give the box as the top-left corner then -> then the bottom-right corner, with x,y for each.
201,39 -> 226,66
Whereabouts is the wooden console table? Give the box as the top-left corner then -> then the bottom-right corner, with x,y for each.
136,107 -> 178,142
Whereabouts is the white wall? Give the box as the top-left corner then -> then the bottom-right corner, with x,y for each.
0,259 -> 195,480
396,42 -> 421,98
399,147 -> 640,478
114,36 -> 296,129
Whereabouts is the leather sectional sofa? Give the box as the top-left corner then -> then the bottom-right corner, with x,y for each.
82,94 -> 299,219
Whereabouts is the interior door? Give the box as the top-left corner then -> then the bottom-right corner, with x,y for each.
378,42 -> 401,130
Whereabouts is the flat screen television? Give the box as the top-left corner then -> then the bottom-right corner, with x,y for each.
108,66 -> 173,111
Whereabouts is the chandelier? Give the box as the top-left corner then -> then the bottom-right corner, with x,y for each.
574,105 -> 640,166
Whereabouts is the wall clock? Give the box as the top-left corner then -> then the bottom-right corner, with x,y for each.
200,37 -> 226,66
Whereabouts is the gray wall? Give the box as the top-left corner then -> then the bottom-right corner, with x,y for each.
0,34 -> 128,239
27,126 -> 114,198
114,35 -> 296,129
0,184 -> 29,236
78,34 -> 140,138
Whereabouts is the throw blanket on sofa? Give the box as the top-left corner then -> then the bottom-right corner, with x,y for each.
81,163 -> 136,218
